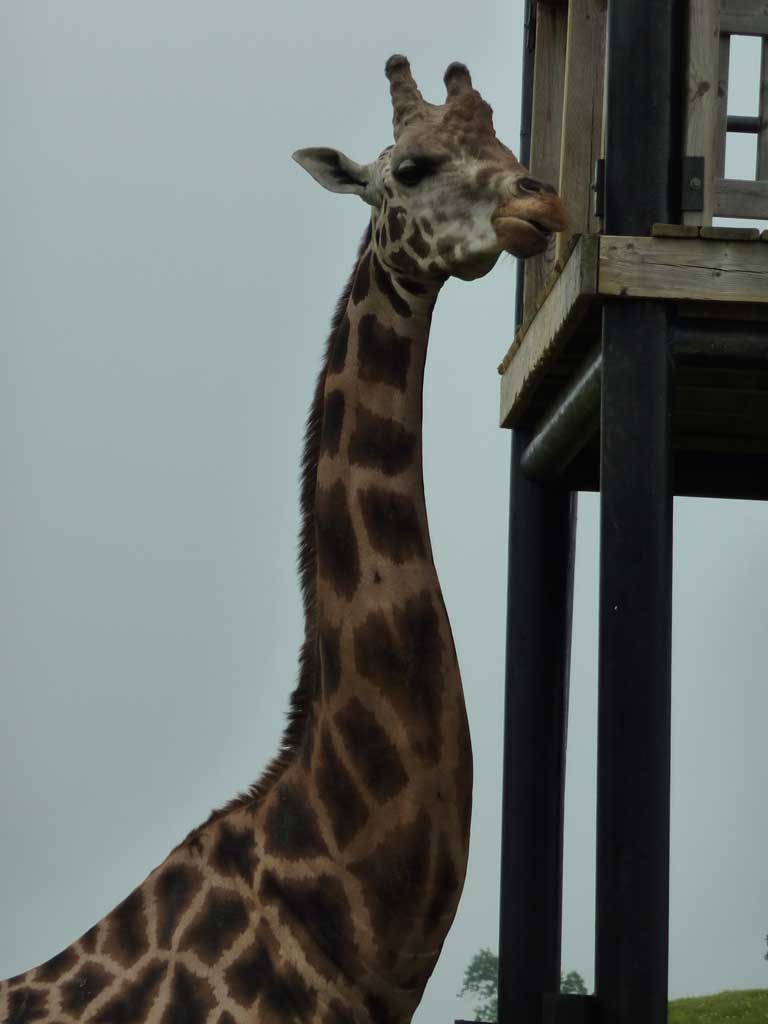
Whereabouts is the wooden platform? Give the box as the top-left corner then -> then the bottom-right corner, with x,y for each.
499,230 -> 768,499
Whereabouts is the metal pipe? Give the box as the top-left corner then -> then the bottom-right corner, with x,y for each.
671,319 -> 768,361
727,114 -> 762,133
520,351 -> 602,483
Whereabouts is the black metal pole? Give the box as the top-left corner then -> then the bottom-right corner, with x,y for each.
499,432 -> 576,1024
596,302 -> 673,1024
498,6 -> 576,1019
595,2 -> 680,1021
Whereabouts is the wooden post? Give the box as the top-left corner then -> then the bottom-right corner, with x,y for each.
523,1 -> 568,317
557,0 -> 607,260
683,0 -> 720,225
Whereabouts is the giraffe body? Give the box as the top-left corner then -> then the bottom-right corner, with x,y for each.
1,56 -> 565,1024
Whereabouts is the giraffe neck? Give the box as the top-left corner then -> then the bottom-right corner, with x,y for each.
308,227 -> 472,824
315,236 -> 440,597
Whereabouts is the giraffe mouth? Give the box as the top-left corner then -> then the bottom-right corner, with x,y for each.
493,214 -> 554,257
526,219 -> 553,239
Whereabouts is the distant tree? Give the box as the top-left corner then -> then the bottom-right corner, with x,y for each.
560,970 -> 588,995
459,947 -> 498,1022
459,950 -> 588,1021
764,934 -> 768,961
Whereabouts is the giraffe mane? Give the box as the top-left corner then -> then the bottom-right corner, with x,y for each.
180,223 -> 373,844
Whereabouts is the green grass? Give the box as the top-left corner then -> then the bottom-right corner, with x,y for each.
669,989 -> 768,1023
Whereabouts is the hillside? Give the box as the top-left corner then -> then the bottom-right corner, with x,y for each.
669,989 -> 768,1023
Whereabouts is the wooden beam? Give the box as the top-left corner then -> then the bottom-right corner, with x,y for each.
683,0 -> 720,225
556,0 -> 607,258
523,2 -> 568,319
500,234 -> 599,427
720,0 -> 768,36
598,234 -> 768,303
715,178 -> 768,218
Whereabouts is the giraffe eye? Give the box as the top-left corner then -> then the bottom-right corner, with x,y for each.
394,158 -> 436,187
519,177 -> 544,194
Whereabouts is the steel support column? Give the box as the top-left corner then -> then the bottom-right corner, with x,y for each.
595,302 -> 673,1024
499,432 -> 576,1024
595,2 -> 680,1020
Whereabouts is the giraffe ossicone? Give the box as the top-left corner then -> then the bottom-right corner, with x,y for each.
1,56 -> 565,1024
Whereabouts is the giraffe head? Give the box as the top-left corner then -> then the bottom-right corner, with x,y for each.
294,55 -> 567,282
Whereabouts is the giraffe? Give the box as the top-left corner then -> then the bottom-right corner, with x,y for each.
1,56 -> 566,1024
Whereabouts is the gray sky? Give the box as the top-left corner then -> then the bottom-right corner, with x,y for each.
1,4 -> 767,1021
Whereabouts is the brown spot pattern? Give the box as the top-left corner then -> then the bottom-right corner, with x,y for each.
314,728 -> 369,850
161,963 -> 216,1024
354,591 -> 446,762
60,963 -> 114,1016
264,782 -> 328,860
389,247 -> 421,276
155,863 -> 204,949
324,1000 -> 357,1024
329,315 -> 350,374
179,887 -> 249,965
387,207 -> 406,242
357,314 -> 411,391
315,480 -> 361,600
35,946 -> 77,982
6,987 -> 48,1024
397,276 -> 428,296
319,622 -> 342,696
407,224 -> 431,259
425,832 -> 461,934
321,389 -> 345,457
260,870 -> 358,979
372,253 -> 411,317
79,924 -> 99,954
349,406 -> 417,477
350,810 -> 432,939
102,887 -> 148,967
211,821 -> 258,886
352,250 -> 371,305
358,487 -> 425,563
92,960 -> 166,1024
225,924 -> 317,1020
334,697 -> 408,804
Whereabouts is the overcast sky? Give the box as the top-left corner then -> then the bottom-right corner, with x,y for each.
2,4 -> 768,1021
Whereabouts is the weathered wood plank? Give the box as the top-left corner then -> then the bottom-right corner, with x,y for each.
501,235 -> 599,427
684,0 -> 721,225
523,2 -> 568,319
720,0 -> 768,36
715,178 -> 768,218
556,0 -> 607,260
716,34 -> 731,181
700,225 -> 762,239
598,235 -> 768,303
652,223 -> 701,238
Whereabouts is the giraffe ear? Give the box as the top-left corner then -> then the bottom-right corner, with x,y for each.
292,147 -> 371,198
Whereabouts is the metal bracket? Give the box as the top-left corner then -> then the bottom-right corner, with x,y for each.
681,155 -> 705,212
592,159 -> 605,219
